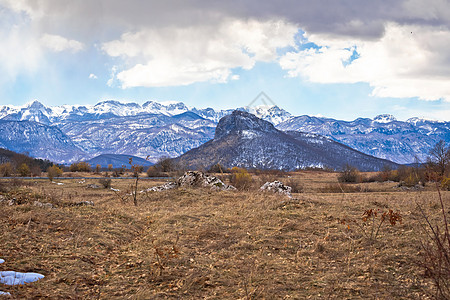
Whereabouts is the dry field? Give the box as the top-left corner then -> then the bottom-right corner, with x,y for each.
0,172 -> 448,299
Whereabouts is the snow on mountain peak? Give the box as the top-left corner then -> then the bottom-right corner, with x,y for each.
373,114 -> 397,123
238,105 -> 291,125
26,100 -> 46,110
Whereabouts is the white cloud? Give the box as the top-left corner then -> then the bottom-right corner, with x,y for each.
89,73 -> 97,79
102,19 -> 297,87
40,34 -> 84,53
280,22 -> 450,101
0,16 -> 42,82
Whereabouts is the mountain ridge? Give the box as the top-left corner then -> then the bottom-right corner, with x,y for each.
0,100 -> 449,164
174,111 -> 399,171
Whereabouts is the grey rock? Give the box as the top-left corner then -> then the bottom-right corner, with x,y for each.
86,184 -> 101,189
177,171 -> 236,190
145,181 -> 178,192
33,201 -> 54,208
0,198 -> 17,206
260,181 -> 292,198
146,171 -> 235,192
71,201 -> 94,206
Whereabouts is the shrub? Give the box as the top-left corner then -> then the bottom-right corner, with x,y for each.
112,168 -> 124,177
47,165 -> 63,181
30,165 -> 42,177
154,157 -> 175,172
338,165 -> 360,183
0,162 -> 13,177
99,178 -> 112,189
230,167 -> 253,190
94,164 -> 101,174
418,188 -> 450,298
394,166 -> 426,187
69,161 -> 91,172
284,177 -> 303,193
17,163 -> 30,177
147,166 -> 163,177
132,165 -> 144,177
207,163 -> 228,174
402,173 -> 420,187
441,177 -> 450,191
427,140 -> 450,177
340,208 -> 402,241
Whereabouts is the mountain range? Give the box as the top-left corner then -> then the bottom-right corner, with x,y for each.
174,111 -> 398,171
0,100 -> 449,166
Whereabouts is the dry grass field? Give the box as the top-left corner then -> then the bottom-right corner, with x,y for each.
0,171 -> 448,299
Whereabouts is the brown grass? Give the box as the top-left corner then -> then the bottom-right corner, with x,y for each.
0,173 -> 447,298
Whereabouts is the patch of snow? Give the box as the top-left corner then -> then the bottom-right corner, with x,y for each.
241,130 -> 258,139
1,271 -> 45,285
0,259 -> 45,293
159,100 -> 182,106
373,114 -> 397,123
110,188 -> 120,192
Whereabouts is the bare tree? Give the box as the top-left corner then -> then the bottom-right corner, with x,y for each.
428,140 -> 450,177
129,158 -> 142,206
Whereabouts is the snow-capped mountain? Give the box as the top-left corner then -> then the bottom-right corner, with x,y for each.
1,100 -> 290,125
174,111 -> 399,171
56,112 -> 215,163
0,99 -> 449,165
0,120 -> 85,163
276,114 -> 450,164
0,100 -> 292,163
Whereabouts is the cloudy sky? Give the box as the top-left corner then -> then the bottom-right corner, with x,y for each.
1,0 -> 450,120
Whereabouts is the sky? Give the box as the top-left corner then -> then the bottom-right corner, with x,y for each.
0,0 -> 450,121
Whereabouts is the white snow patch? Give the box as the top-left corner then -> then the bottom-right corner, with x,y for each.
0,271 -> 45,285
0,259 -> 44,294
241,130 -> 258,139
373,114 -> 397,123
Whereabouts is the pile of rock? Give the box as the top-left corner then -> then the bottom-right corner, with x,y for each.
177,171 -> 235,190
145,181 -> 178,192
0,196 -> 17,206
260,181 -> 292,198
33,201 -> 54,209
145,171 -> 235,192
86,184 -> 101,189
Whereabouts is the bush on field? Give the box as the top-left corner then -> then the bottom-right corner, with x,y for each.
146,166 -> 162,177
17,163 -> 30,177
47,165 -> 63,181
154,157 -> 175,173
230,167 -> 253,190
284,177 -> 303,193
207,163 -> 229,174
338,165 -> 360,183
441,177 -> 450,191
69,161 -> 91,172
0,162 -> 13,177
99,178 -> 112,189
